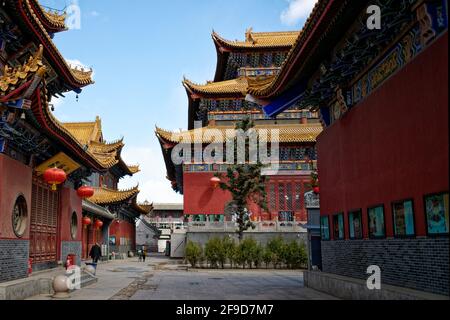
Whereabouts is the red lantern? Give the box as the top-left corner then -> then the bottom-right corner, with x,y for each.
82,216 -> 92,227
43,167 -> 67,191
77,186 -> 95,198
313,186 -> 320,194
94,219 -> 103,229
210,177 -> 221,189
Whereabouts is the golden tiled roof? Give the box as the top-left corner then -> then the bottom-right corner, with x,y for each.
23,0 -> 94,86
134,202 -> 153,215
89,186 -> 140,206
0,45 -> 46,94
156,123 -> 323,144
247,0 -> 333,97
128,165 -> 140,174
212,29 -> 300,50
89,139 -> 124,154
38,3 -> 67,30
62,118 -> 137,171
183,77 -> 249,96
62,117 -> 102,146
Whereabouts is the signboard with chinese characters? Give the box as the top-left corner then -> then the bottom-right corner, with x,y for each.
35,152 -> 80,176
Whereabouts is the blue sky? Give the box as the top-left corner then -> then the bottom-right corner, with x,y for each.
39,0 -> 316,203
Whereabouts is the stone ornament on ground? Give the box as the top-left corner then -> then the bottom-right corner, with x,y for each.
52,275 -> 70,299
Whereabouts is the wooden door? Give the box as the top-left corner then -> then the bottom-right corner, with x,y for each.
29,179 -> 59,264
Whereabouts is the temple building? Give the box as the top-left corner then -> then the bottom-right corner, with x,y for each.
156,29 -> 323,223
62,117 -> 150,259
0,0 -> 148,283
247,0 -> 449,297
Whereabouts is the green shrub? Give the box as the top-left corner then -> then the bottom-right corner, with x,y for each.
205,237 -> 222,268
185,241 -> 203,268
266,237 -> 285,269
281,241 -> 308,269
262,247 -> 272,269
222,237 -> 237,269
251,244 -> 264,269
238,237 -> 259,268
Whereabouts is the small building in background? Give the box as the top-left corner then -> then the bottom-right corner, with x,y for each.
136,203 -> 184,253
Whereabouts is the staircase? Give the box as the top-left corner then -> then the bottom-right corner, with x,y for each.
79,269 -> 98,288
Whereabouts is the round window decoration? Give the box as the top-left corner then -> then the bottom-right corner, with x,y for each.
71,212 -> 78,240
12,195 -> 28,238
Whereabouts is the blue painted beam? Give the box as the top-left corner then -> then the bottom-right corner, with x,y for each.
261,81 -> 307,117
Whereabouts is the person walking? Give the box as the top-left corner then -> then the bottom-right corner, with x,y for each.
89,242 -> 102,264
142,248 -> 147,262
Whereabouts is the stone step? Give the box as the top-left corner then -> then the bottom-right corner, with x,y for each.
80,272 -> 98,288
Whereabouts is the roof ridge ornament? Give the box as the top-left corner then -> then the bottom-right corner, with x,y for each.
245,27 -> 256,44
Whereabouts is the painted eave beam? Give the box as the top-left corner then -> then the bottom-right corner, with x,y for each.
251,82 -> 307,118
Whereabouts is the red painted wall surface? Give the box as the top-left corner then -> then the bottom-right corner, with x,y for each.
183,171 -> 311,221
0,154 -> 32,239
110,220 -> 136,249
317,34 -> 449,239
183,172 -> 232,215
59,187 -> 82,242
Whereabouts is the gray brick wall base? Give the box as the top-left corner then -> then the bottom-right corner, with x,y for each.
0,240 -> 29,283
304,271 -> 449,300
321,238 -> 449,296
61,241 -> 82,266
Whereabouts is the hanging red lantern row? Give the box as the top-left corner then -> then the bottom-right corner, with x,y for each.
94,219 -> 103,229
210,176 -> 221,189
43,167 -> 67,191
77,185 -> 95,198
82,216 -> 92,228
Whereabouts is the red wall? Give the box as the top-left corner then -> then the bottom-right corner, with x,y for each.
110,220 -> 136,248
0,154 -> 32,239
59,187 -> 82,242
183,171 -> 311,221
183,172 -> 232,215
317,34 -> 449,239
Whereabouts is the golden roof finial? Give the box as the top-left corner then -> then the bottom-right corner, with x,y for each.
245,27 -> 255,43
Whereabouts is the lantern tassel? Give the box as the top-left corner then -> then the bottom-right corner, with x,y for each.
51,184 -> 57,191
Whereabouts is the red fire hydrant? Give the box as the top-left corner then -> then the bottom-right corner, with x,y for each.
27,258 -> 33,276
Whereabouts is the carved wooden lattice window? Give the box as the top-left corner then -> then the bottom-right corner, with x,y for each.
278,184 -> 286,211
286,183 -> 293,211
269,184 -> 276,211
295,183 -> 302,211
30,180 -> 59,263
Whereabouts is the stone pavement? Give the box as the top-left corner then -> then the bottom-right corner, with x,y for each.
28,254 -> 337,300
130,269 -> 337,300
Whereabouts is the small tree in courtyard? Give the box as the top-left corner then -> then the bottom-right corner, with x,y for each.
216,118 -> 268,241
185,241 -> 203,268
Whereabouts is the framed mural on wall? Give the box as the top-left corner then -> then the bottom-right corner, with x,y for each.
368,205 -> 386,238
424,192 -> 449,236
333,213 -> 345,240
392,199 -> 415,237
320,216 -> 330,240
348,209 -> 363,239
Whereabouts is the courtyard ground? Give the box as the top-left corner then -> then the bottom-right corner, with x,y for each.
28,254 -> 337,300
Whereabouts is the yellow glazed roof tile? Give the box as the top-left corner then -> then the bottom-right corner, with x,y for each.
183,77 -> 249,96
25,0 -> 94,86
213,29 -> 300,50
156,123 -> 323,144
89,186 -> 140,205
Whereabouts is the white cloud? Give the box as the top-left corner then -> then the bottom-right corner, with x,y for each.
280,0 -> 318,26
119,146 -> 183,204
90,11 -> 100,17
